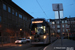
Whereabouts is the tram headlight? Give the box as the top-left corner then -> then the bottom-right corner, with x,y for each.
29,36 -> 32,39
43,35 -> 46,39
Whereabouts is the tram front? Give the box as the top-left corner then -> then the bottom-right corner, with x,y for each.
29,19 -> 49,44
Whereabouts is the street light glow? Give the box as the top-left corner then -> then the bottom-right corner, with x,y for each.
20,29 -> 22,31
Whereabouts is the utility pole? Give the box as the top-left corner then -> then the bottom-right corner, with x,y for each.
57,4 -> 63,46
52,3 -> 63,46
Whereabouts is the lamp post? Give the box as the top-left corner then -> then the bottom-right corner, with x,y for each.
20,28 -> 22,38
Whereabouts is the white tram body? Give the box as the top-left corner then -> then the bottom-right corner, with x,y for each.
29,18 -> 57,44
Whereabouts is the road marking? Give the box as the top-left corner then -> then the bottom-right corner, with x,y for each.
43,46 -> 48,50
43,40 -> 58,50
51,39 -> 58,46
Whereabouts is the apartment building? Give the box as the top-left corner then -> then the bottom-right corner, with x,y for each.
50,18 -> 69,38
50,17 -> 75,38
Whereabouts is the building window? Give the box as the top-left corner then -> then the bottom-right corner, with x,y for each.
53,25 -> 55,28
57,29 -> 60,32
62,24 -> 64,28
23,17 -> 25,20
62,20 -> 64,23
0,16 -> 1,22
25,17 -> 27,21
65,24 -> 67,27
57,21 -> 59,24
12,9 -> 14,14
57,25 -> 60,28
8,7 -> 11,13
3,4 -> 6,10
16,12 -> 17,16
63,29 -> 64,32
66,29 -> 68,32
23,16 -> 27,21
19,14 -> 22,18
65,20 -> 67,23
24,24 -> 25,27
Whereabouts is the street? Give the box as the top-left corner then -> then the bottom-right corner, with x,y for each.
0,42 -> 48,50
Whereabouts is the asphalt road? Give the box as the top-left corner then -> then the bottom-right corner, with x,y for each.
0,43 -> 48,50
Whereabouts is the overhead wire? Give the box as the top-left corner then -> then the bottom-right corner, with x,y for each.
36,0 -> 49,18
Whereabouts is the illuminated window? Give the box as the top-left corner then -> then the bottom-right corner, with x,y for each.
8,7 -> 11,13
52,22 -> 55,24
19,14 -> 22,18
3,4 -> 6,10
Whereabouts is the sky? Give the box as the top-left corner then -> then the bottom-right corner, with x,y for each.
12,0 -> 75,19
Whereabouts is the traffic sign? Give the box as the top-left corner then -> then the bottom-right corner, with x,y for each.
52,4 -> 63,11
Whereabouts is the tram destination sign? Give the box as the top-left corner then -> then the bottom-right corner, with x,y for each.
32,21 -> 43,24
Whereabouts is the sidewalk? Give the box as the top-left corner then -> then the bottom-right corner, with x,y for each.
0,43 -> 16,47
43,39 -> 75,50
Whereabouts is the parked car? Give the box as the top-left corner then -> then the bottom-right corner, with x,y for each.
26,37 -> 31,42
15,38 -> 27,44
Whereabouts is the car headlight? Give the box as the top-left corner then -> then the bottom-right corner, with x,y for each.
44,35 -> 46,39
15,41 -> 17,43
29,37 -> 32,39
19,41 -> 22,43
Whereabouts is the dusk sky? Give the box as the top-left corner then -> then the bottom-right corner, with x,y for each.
12,0 -> 75,19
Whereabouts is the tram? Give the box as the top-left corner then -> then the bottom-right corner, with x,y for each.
29,18 -> 57,44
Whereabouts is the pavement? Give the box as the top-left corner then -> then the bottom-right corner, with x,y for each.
0,43 -> 16,47
43,39 -> 75,50
0,43 -> 31,50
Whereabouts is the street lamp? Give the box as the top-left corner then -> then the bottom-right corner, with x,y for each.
20,28 -> 22,38
20,28 -> 22,31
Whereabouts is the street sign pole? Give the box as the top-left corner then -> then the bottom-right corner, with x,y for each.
52,3 -> 63,46
57,4 -> 63,46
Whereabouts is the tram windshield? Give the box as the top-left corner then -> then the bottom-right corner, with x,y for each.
31,23 -> 46,35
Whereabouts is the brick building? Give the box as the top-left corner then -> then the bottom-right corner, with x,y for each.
50,18 -> 69,38
0,0 -> 33,43
50,17 -> 75,38
68,17 -> 75,39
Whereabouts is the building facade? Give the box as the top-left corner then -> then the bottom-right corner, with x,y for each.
0,0 -> 33,43
50,17 -> 69,38
68,17 -> 75,39
50,17 -> 75,38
